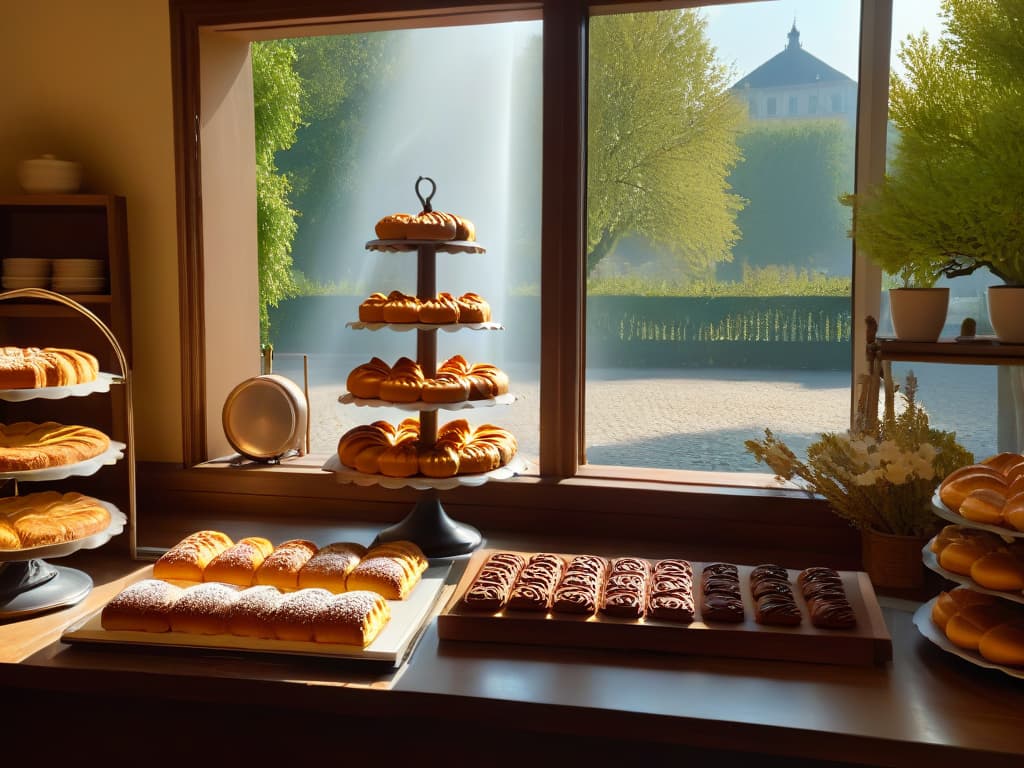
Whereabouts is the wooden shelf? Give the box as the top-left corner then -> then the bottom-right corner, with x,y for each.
0,295 -> 112,318
870,336 -> 1024,366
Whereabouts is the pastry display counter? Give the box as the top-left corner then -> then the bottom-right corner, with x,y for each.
2,529 -> 1023,767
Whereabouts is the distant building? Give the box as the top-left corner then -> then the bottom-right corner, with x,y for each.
732,23 -> 857,127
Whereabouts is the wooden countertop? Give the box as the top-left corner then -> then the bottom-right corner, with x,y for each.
2,537 -> 1023,766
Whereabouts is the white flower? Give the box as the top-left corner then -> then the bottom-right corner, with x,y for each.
853,468 -> 884,486
884,462 -> 912,484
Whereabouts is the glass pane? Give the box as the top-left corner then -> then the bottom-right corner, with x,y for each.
880,0 -> 1010,459
585,1 -> 859,472
256,22 -> 542,461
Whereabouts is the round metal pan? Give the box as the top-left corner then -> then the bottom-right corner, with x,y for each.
222,374 -> 308,461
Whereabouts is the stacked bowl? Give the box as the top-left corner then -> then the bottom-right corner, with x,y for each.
2,258 -> 51,290
52,259 -> 106,294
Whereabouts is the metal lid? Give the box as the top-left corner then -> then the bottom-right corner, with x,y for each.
222,375 -> 307,461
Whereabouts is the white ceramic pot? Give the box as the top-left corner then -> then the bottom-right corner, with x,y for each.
17,154 -> 83,194
987,285 -> 1024,343
888,287 -> 949,341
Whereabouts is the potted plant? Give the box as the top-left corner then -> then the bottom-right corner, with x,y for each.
745,373 -> 974,589
842,0 -> 1024,342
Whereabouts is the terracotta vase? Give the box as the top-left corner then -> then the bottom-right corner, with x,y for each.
888,287 -> 949,341
860,527 -> 929,590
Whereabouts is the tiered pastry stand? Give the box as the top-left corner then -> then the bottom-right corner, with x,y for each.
0,288 -> 133,618
323,178 -> 525,558
912,490 -> 1024,678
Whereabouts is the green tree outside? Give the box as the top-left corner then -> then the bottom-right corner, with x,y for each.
252,40 -> 303,343
586,10 -> 746,278
726,120 -> 854,281
845,0 -> 1024,287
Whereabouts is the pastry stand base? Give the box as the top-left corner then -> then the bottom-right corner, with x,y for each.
372,492 -> 483,559
0,559 -> 93,620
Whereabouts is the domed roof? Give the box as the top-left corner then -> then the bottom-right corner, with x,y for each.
732,24 -> 855,89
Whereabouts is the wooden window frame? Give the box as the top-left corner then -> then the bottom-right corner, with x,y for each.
165,0 -> 890,544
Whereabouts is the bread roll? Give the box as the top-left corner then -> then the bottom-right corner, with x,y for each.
375,213 -> 413,240
298,541 -> 368,593
982,452 -> 1024,473
382,291 -> 420,323
455,292 -> 490,323
945,603 -> 1016,650
358,292 -> 388,322
102,579 -> 185,633
226,585 -> 285,639
255,539 -> 319,591
970,550 -> 1024,592
418,443 -> 459,478
420,373 -> 471,404
168,582 -> 241,635
418,292 -> 460,324
937,535 -> 1000,575
272,588 -> 334,641
0,491 -> 111,549
940,471 -> 1008,513
379,357 -> 424,403
930,587 -> 1000,631
314,590 -> 391,647
153,530 -> 234,582
978,622 -> 1024,667
1004,491 -> 1024,532
346,357 -> 391,400
378,442 -> 420,478
448,214 -> 475,242
406,211 -> 457,240
0,421 -> 110,471
346,541 -> 424,600
959,488 -> 1007,525
203,536 -> 274,586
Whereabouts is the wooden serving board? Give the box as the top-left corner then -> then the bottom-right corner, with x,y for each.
437,550 -> 893,667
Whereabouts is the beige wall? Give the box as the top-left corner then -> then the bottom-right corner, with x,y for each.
1,0 -> 183,462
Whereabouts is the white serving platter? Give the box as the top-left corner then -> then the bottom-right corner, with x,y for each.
322,453 -> 530,490
0,440 -> 125,482
932,490 -> 1024,540
921,541 -> 1024,605
346,320 -> 504,332
912,598 -> 1024,680
365,238 -> 487,254
0,372 -> 121,402
338,392 -> 518,412
62,563 -> 451,666
0,501 -> 126,562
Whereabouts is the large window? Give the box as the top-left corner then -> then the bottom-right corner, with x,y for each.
585,1 -> 858,473
172,0 -> 931,510
255,23 -> 542,462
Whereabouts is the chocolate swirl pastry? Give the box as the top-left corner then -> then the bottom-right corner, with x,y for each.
797,566 -> 841,590
647,560 -> 694,622
808,598 -> 857,629
754,592 -> 802,626
701,592 -> 745,623
462,552 -> 527,612
700,563 -> 744,623
752,578 -> 794,600
702,562 -> 738,579
507,553 -> 565,611
750,563 -> 790,584
552,555 -> 608,615
599,556 -> 652,619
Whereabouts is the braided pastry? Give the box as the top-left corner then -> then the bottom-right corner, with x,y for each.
381,290 -> 420,323
456,292 -> 490,323
419,291 -> 460,324
346,357 -> 391,400
358,292 -> 389,322
0,491 -> 111,550
379,357 -> 424,403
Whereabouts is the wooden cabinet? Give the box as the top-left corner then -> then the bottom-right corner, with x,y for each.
0,194 -> 133,541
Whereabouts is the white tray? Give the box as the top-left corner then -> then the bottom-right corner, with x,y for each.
0,372 -> 121,402
912,598 -> 1024,680
62,564 -> 451,666
338,393 -> 518,412
346,320 -> 504,332
322,453 -> 530,490
365,238 -> 486,254
921,541 -> 1024,605
932,490 -> 1024,539
0,501 -> 126,561
0,440 -> 126,482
